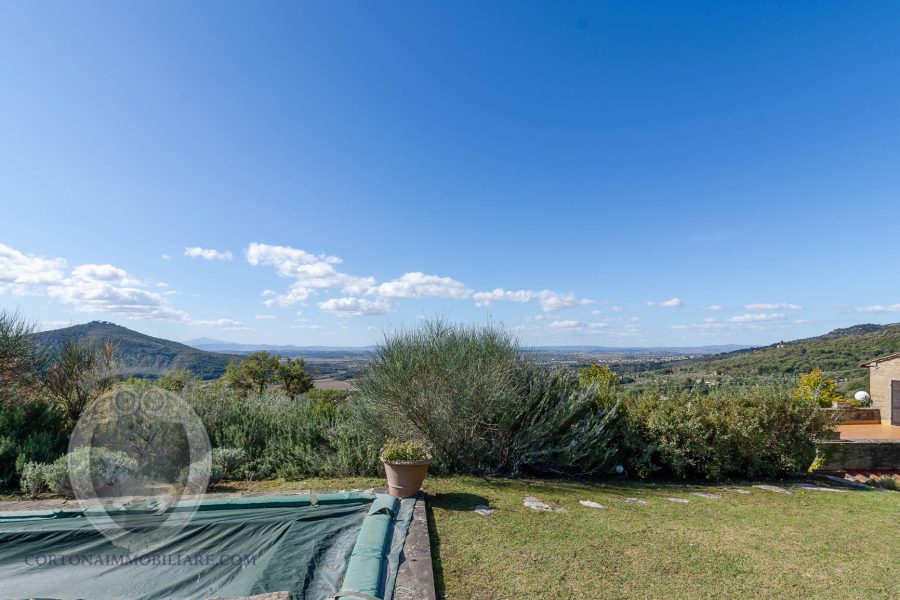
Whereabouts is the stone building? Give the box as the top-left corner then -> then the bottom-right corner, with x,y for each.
861,353 -> 900,425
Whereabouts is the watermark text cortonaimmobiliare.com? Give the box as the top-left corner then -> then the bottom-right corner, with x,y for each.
24,553 -> 257,567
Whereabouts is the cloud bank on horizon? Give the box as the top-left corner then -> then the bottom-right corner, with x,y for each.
1,240 -> 896,345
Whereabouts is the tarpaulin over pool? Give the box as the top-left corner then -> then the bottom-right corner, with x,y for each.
0,492 -> 416,600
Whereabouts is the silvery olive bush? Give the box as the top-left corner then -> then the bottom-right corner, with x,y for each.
355,320 -> 622,477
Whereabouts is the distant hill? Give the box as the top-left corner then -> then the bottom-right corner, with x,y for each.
670,323 -> 900,380
35,321 -> 241,380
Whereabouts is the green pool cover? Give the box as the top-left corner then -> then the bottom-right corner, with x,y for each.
0,492 -> 416,600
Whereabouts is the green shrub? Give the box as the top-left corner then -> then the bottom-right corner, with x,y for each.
46,447 -> 140,498
380,439 -> 431,462
865,475 -> 900,491
0,399 -> 66,490
43,458 -> 70,496
19,461 -> 48,498
621,384 -> 833,480
355,320 -> 621,477
795,368 -> 843,408
304,388 -> 351,403
156,370 -> 197,393
183,387 -> 380,480
211,447 -> 248,480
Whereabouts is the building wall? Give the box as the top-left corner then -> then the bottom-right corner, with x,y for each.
819,440 -> 900,469
868,358 -> 900,423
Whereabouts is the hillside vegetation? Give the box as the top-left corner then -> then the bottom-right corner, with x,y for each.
665,323 -> 900,387
34,321 -> 239,380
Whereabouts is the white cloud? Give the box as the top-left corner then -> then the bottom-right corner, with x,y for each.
246,243 -> 374,307
856,304 -> 900,314
648,297 -> 683,308
474,288 -> 593,312
745,302 -> 801,311
184,247 -> 233,261
318,297 -> 390,317
161,254 -> 171,261
47,262 -> 189,321
367,272 -> 471,299
255,314 -> 276,320
1,243 -> 245,330
727,313 -> 786,323
548,320 -> 609,333
537,291 -> 593,312
189,318 -> 250,330
0,243 -> 67,293
474,288 -> 538,305
674,312 -> 791,335
548,320 -> 583,330
706,305 -> 724,312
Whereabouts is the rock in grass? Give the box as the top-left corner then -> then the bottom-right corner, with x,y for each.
473,505 -> 496,516
689,492 -> 721,499
523,496 -> 566,512
789,483 -> 847,493
579,500 -> 606,509
753,484 -> 792,495
666,497 -> 689,504
724,487 -> 751,495
622,497 -> 648,505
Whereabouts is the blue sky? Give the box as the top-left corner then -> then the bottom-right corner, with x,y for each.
1,1 -> 899,347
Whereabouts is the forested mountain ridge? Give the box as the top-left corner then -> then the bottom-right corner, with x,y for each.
34,321 -> 240,379
667,323 -> 900,383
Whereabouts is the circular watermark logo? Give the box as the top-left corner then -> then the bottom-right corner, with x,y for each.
68,385 -> 211,554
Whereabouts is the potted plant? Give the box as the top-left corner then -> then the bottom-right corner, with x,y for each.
380,439 -> 432,498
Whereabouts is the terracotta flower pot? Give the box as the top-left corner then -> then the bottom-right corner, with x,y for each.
831,401 -> 852,409
382,459 -> 431,498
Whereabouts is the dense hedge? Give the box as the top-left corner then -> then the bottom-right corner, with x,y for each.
184,385 -> 380,480
2,319 -> 836,492
620,385 -> 832,480
0,399 -> 67,489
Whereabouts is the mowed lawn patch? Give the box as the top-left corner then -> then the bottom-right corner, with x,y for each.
422,477 -> 898,600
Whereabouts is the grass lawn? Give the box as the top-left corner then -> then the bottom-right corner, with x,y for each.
205,475 -> 899,599
3,476 -> 897,598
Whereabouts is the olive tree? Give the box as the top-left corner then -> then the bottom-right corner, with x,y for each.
44,339 -> 118,426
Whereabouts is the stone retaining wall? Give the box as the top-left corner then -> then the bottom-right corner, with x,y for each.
818,440 -> 900,470
821,408 -> 881,424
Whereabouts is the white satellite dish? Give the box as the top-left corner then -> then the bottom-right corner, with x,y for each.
854,391 -> 870,402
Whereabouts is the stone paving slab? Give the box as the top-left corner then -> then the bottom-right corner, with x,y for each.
689,492 -> 721,499
789,483 -> 848,493
523,496 -> 566,512
622,497 -> 648,505
752,484 -> 792,495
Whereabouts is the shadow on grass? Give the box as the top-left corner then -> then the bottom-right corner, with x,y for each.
427,492 -> 491,511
